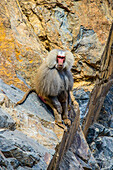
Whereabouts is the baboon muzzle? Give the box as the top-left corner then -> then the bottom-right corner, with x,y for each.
57,56 -> 65,66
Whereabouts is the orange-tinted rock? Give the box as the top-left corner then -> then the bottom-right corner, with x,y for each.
0,0 -> 112,89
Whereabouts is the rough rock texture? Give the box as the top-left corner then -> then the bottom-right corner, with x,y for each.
0,0 -> 113,169
87,85 -> 113,169
0,0 -> 112,90
59,126 -> 99,170
72,26 -> 102,81
0,108 -> 16,130
0,130 -> 50,169
0,79 -> 62,169
73,88 -> 90,124
48,108 -> 99,170
0,79 -> 63,150
49,23 -> 113,170
98,85 -> 113,129
83,23 -> 113,136
0,79 -> 96,169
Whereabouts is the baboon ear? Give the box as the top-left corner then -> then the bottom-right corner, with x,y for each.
46,49 -> 58,68
65,51 -> 74,69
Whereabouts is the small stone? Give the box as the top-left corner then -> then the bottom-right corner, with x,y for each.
0,108 -> 16,130
87,125 -> 100,144
108,129 -> 113,137
0,92 -> 10,107
0,93 -> 5,105
103,128 -> 110,135
95,137 -> 102,149
90,142 -> 96,152
93,123 -> 105,134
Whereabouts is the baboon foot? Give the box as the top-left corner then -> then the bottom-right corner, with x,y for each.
55,121 -> 67,131
63,118 -> 71,126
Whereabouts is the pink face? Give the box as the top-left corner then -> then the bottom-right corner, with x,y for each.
56,51 -> 66,70
57,55 -> 65,66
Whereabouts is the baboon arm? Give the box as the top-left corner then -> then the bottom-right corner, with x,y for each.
49,96 -> 62,115
15,88 -> 36,106
61,95 -> 71,126
61,100 -> 68,120
43,97 -> 62,123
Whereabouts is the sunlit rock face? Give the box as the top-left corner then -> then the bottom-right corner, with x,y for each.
0,0 -> 112,90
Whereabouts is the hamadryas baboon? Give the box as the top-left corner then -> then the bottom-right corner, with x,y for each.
16,49 -> 74,130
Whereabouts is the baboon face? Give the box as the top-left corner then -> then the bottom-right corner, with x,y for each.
56,50 -> 66,70
46,49 -> 74,70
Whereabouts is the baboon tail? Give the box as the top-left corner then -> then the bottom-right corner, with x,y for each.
15,88 -> 36,106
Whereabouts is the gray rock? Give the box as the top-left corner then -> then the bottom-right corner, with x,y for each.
73,88 -> 90,100
59,128 -> 99,170
59,150 -> 84,170
87,85 -> 113,169
72,26 -> 103,80
0,108 -> 16,130
0,154 -> 13,170
0,129 -> 51,169
94,137 -> 113,169
0,79 -> 60,169
86,123 -> 111,145
54,7 -> 73,47
108,129 -> 113,137
98,85 -> 113,128
0,93 -> 5,105
74,26 -> 102,66
73,88 -> 90,123
0,79 -> 54,122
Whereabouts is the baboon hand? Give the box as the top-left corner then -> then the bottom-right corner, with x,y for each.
63,118 -> 71,126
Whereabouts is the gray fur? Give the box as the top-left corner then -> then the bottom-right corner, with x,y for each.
35,49 -> 74,97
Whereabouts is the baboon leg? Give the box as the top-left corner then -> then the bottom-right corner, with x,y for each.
48,96 -> 62,117
46,96 -> 62,122
44,97 -> 67,131
53,108 -> 67,131
45,97 -> 62,122
61,100 -> 71,126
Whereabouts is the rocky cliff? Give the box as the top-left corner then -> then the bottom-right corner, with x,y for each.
0,0 -> 113,169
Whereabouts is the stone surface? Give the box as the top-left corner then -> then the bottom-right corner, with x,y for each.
0,79 -> 63,151
0,108 -> 16,130
82,23 -> 113,136
59,126 -> 99,170
0,0 -> 112,89
0,129 -> 50,169
87,85 -> 113,169
98,85 -> 113,128
72,26 -> 102,80
0,1 -> 113,169
0,79 -> 96,170
0,79 -> 98,170
92,136 -> 113,169
0,93 -> 5,105
0,79 -> 65,169
73,88 -> 90,123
